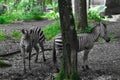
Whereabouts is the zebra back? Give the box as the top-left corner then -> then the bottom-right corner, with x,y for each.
29,27 -> 45,43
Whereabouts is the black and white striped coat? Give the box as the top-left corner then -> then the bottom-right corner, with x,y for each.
20,26 -> 46,72
53,22 -> 110,71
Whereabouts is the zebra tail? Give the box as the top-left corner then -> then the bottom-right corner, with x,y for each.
53,39 -> 57,64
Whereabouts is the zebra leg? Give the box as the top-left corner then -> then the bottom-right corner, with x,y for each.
82,49 -> 90,71
34,45 -> 39,62
21,47 -> 26,73
39,43 -> 46,62
28,49 -> 32,70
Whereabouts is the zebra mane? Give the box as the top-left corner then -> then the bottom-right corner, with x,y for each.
90,23 -> 101,33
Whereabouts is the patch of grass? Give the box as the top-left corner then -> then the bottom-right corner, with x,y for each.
43,21 -> 61,40
0,30 -> 7,41
11,30 -> 22,40
0,61 -> 12,68
109,33 -> 116,42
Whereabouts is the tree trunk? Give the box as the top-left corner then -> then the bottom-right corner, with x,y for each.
14,0 -> 21,11
4,0 -> 7,4
105,0 -> 120,15
75,0 -> 88,30
57,0 -> 79,79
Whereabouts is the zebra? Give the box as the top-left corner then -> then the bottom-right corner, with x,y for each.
53,22 -> 110,72
20,26 -> 46,72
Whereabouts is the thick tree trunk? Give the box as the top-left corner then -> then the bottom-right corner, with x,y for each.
105,0 -> 120,15
57,0 -> 79,79
75,0 -> 88,30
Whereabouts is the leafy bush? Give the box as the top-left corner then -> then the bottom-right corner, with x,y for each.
43,21 -> 61,40
43,1 -> 59,20
0,30 -> 7,41
42,11 -> 59,20
88,6 -> 107,21
0,15 -> 13,24
0,12 -> 23,24
11,30 -> 22,40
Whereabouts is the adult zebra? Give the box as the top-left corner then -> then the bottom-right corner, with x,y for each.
20,26 -> 46,72
53,22 -> 110,71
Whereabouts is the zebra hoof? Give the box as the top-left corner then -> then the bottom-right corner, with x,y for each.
85,65 -> 90,70
54,68 -> 60,73
43,58 -> 46,62
82,65 -> 90,71
82,66 -> 86,71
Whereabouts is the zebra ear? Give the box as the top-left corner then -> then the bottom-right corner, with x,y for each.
21,29 -> 27,34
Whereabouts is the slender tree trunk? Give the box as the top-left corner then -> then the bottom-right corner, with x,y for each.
75,0 -> 88,30
57,0 -> 79,79
4,0 -> 7,4
14,0 -> 21,11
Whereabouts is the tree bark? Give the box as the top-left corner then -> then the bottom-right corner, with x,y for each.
75,0 -> 88,30
105,0 -> 120,15
57,0 -> 79,79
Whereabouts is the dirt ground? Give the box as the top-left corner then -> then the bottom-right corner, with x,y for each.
0,19 -> 120,80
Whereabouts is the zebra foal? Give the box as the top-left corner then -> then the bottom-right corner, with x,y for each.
53,22 -> 110,71
20,26 -> 46,72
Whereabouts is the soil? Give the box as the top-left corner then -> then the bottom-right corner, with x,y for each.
0,19 -> 120,80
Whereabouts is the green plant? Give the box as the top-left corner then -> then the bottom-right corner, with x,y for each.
0,61 -> 12,67
85,25 -> 93,33
43,21 -> 61,40
0,12 -> 23,24
43,1 -> 59,20
42,11 -> 59,20
77,25 -> 93,33
88,5 -> 107,21
11,30 -> 22,40
0,30 -> 7,41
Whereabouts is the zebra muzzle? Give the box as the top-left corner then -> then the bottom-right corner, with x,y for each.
106,37 -> 110,42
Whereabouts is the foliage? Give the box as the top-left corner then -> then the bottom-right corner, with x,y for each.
55,68 -> 65,80
23,13 -> 43,21
42,11 -> 59,20
11,30 -> 22,40
0,0 -> 45,24
77,25 -> 93,33
0,12 -> 23,24
45,0 -> 52,5
0,61 -> 12,67
55,68 -> 80,80
88,6 -> 107,21
0,30 -> 7,41
0,14 -> 13,24
43,21 -> 61,40
43,1 -> 59,20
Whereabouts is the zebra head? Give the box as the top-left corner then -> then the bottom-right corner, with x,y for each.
99,22 -> 110,42
21,29 -> 32,52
